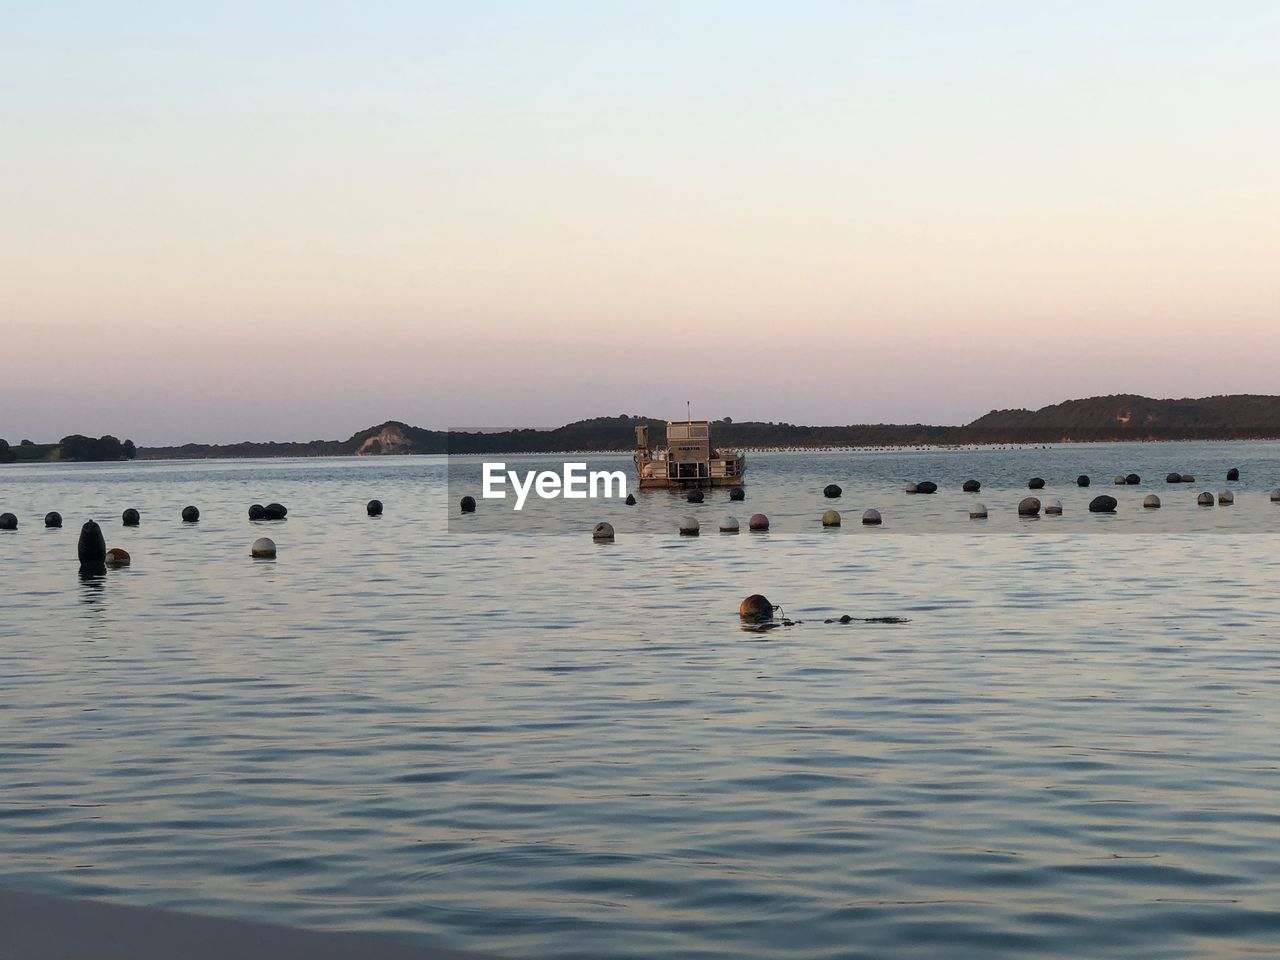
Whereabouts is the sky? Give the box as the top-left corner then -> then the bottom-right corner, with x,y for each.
3,1 -> 1277,444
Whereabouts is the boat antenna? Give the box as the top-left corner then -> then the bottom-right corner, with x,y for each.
686,400 -> 691,423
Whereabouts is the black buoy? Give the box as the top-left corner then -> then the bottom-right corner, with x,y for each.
962,479 -> 981,492
44,511 -> 63,528
77,519 -> 107,571
687,489 -> 704,503
262,503 -> 287,520
916,481 -> 938,494
122,508 -> 140,526
182,505 -> 200,523
823,483 -> 842,498
1125,473 -> 1140,485
625,493 -> 636,506
1077,475 -> 1090,487
1166,472 -> 1182,484
729,486 -> 745,501
367,499 -> 383,516
460,495 -> 476,513
1028,477 -> 1045,490
1089,495 -> 1118,513
0,513 -> 17,531
248,504 -> 266,520
1227,467 -> 1240,481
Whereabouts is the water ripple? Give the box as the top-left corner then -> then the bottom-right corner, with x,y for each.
2,446 -> 1280,958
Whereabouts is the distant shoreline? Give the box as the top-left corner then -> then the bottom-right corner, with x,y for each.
7,435 -> 1280,466
9,394 -> 1280,462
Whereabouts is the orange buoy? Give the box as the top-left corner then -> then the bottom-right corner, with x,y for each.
739,594 -> 774,622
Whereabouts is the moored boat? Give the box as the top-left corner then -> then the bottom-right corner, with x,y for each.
633,418 -> 745,489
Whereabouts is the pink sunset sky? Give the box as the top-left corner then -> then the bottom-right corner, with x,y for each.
3,2 -> 1277,444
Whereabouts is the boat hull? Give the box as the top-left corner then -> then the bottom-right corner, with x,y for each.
636,474 -> 745,490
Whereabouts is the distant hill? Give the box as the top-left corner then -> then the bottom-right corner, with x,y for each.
12,394 -> 1280,463
134,415 -> 954,459
953,394 -> 1280,443
0,435 -> 136,463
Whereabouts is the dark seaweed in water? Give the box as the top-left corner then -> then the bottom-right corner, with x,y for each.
744,615 -> 910,634
825,615 -> 911,624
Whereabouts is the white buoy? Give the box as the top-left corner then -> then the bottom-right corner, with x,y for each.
822,509 -> 841,527
1113,475 -> 1127,485
251,537 -> 276,559
969,503 -> 988,519
719,515 -> 739,533
1197,492 -> 1214,506
593,521 -> 614,541
1143,494 -> 1161,508
1272,488 -> 1280,502
862,508 -> 882,525
1044,499 -> 1063,515
1218,490 -> 1234,505
679,516 -> 700,536
904,482 -> 917,494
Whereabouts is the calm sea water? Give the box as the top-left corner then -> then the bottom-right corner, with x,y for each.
2,441 -> 1280,959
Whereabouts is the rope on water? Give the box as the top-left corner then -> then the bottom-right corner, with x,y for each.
743,609 -> 911,632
